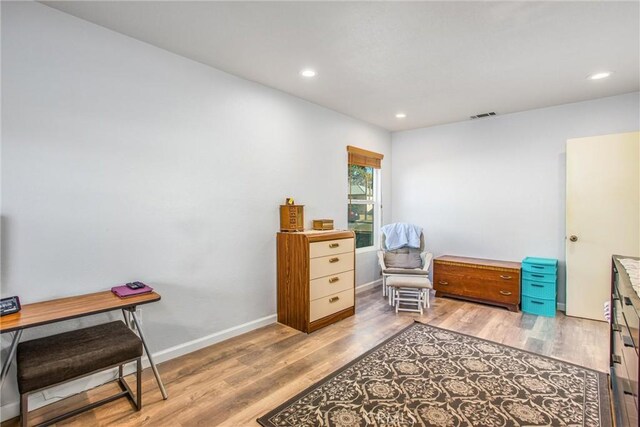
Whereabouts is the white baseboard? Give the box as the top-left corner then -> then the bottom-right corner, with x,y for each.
557,302 -> 566,312
152,313 -> 276,364
356,279 -> 382,293
0,314 -> 277,422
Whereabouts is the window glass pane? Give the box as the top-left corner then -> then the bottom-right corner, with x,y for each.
348,203 -> 374,248
348,165 -> 374,201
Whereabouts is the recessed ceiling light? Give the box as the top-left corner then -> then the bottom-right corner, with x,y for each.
589,71 -> 612,80
300,69 -> 316,78
395,113 -> 407,119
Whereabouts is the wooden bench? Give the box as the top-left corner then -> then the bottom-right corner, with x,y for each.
16,321 -> 143,426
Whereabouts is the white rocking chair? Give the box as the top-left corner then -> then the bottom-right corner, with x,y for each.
377,227 -> 433,314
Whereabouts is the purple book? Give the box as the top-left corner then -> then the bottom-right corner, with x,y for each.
111,284 -> 154,298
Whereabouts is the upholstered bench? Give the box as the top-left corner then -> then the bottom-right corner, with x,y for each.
17,321 -> 143,427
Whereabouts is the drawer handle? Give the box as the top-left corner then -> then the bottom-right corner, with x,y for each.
623,335 -> 635,348
531,300 -> 544,305
329,257 -> 339,263
531,265 -> 544,269
531,284 -> 544,288
329,277 -> 340,283
622,378 -> 634,396
531,274 -> 544,278
612,324 -> 622,332
329,296 -> 340,303
438,281 -> 449,285
612,354 -> 622,364
624,296 -> 632,306
329,243 -> 340,248
500,275 -> 512,280
499,290 -> 512,296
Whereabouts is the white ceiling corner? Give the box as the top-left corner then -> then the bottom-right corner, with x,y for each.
40,1 -> 640,131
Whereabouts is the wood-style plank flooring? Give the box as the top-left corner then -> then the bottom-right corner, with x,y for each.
3,287 -> 608,426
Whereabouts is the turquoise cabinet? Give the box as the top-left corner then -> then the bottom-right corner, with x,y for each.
521,257 -> 557,317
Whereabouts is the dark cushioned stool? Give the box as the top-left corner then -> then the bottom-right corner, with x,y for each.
17,321 -> 143,427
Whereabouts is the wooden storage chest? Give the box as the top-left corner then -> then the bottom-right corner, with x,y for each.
433,255 -> 521,312
277,230 -> 355,333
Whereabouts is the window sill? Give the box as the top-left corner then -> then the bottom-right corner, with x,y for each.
356,246 -> 378,255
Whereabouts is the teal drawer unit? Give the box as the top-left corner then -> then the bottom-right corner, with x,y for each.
521,257 -> 558,317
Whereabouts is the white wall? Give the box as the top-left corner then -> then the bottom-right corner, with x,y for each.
392,92 -> 640,306
0,1 -> 390,416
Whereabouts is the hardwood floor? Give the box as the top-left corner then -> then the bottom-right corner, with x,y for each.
3,287 -> 609,426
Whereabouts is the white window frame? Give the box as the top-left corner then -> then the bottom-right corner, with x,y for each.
348,167 -> 382,254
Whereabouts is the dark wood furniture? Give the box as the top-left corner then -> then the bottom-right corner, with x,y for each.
0,290 -> 167,405
277,230 -> 355,333
17,321 -> 143,427
611,255 -> 639,426
433,255 -> 521,311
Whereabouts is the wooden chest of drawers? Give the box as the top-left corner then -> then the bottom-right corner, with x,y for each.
277,230 -> 355,333
433,255 -> 521,312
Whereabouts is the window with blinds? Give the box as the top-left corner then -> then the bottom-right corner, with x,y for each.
347,146 -> 383,250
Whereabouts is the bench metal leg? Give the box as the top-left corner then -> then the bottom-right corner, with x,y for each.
116,358 -> 142,411
39,387 -> 133,426
20,393 -> 28,427
136,358 -> 142,410
1,330 -> 23,389
136,359 -> 142,411
128,309 -> 168,400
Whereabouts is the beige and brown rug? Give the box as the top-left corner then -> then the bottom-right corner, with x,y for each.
258,322 -> 611,427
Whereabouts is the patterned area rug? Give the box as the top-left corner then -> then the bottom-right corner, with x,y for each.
257,322 -> 611,427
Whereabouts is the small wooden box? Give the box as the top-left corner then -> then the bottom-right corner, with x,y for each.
312,219 -> 334,230
280,205 -> 304,232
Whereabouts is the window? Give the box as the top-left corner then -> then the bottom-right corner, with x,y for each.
347,146 -> 383,250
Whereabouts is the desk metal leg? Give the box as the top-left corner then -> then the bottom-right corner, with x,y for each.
122,309 -> 130,327
127,309 -> 168,400
0,330 -> 23,389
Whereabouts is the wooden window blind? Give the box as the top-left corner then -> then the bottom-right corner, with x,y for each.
347,145 -> 384,169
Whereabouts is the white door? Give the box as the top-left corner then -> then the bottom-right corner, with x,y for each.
566,132 -> 640,321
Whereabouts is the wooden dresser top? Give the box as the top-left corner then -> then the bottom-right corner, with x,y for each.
278,229 -> 354,242
435,255 -> 521,270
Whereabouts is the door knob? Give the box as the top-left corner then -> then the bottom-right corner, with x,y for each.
569,235 -> 578,242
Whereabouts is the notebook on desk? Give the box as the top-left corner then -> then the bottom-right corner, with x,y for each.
111,284 -> 154,298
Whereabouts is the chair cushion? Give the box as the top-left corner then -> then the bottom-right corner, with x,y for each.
17,321 -> 142,394
386,276 -> 432,288
384,252 -> 422,269
383,268 -> 429,276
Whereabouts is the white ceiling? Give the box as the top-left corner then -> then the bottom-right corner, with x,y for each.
41,1 -> 640,132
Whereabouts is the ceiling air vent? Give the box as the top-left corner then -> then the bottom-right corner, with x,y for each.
470,112 -> 497,120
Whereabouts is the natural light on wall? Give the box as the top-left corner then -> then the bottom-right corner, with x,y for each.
346,146 -> 383,250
